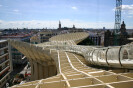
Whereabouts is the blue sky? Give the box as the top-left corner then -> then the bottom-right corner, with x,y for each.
0,0 -> 133,29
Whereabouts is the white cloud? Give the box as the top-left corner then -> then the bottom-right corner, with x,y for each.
12,9 -> 21,14
122,4 -> 133,15
0,19 -> 116,29
122,4 -> 133,10
113,4 -> 133,15
0,20 -> 3,24
0,5 -> 2,7
127,16 -> 133,18
13,9 -> 19,12
72,6 -> 77,10
129,11 -> 133,14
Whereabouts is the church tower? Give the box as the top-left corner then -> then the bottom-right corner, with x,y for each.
73,24 -> 75,29
120,21 -> 126,33
59,21 -> 61,30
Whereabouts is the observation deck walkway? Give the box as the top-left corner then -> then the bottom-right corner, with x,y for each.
9,32 -> 133,88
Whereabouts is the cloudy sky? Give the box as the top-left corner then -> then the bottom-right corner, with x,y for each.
0,0 -> 133,29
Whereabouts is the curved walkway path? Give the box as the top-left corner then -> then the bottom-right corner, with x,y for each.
9,32 -> 133,88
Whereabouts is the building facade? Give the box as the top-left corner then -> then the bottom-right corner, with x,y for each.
89,35 -> 101,45
39,31 -> 58,43
0,35 -> 31,65
30,35 -> 40,44
0,40 -> 12,88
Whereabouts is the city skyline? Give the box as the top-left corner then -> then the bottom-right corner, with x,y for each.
0,0 -> 133,29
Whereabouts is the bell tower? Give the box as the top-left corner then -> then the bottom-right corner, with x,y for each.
59,21 -> 61,29
120,21 -> 126,33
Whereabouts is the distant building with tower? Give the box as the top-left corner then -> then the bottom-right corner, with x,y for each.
73,25 -> 75,29
104,21 -> 129,46
58,21 -> 61,30
57,21 -> 84,32
103,27 -> 105,30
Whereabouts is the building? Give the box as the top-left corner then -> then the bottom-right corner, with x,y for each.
0,34 -> 31,65
58,21 -> 61,30
89,35 -> 101,45
104,21 -> 129,46
57,21 -> 84,32
30,35 -> 40,44
104,30 -> 114,46
39,31 -> 58,43
0,40 -> 12,88
78,35 -> 101,46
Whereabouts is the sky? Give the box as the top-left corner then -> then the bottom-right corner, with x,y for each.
0,0 -> 133,29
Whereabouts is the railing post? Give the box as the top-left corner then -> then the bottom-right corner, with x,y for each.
105,48 -> 110,66
119,46 -> 123,67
